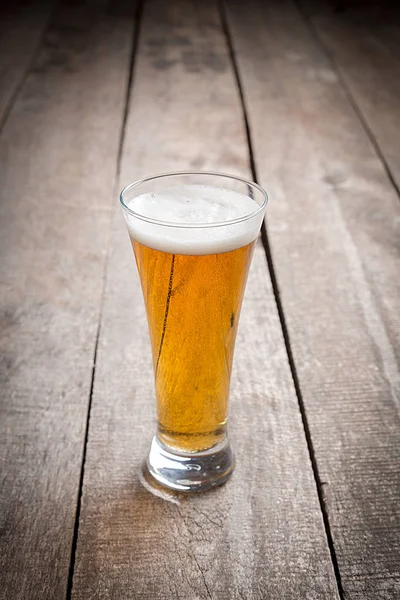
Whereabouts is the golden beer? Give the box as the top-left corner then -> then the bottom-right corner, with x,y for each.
121,174 -> 267,491
132,238 -> 255,452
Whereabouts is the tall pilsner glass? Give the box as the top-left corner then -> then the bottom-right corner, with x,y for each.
120,172 -> 267,492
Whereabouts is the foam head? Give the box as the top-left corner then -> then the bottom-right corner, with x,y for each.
122,185 -> 265,255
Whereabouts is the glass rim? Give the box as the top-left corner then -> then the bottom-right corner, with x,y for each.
119,170 -> 268,229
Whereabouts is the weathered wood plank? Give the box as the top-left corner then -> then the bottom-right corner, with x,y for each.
0,0 -> 54,125
0,2 -> 134,598
299,0 -> 400,191
71,0 -> 340,598
224,0 -> 400,598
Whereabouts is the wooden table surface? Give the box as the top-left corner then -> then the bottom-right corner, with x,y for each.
1,0 -> 399,598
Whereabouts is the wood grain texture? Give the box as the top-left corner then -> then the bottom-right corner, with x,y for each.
299,0 -> 400,191
0,0 -> 54,125
224,0 -> 400,598
71,1 -> 340,598
0,1 -> 134,598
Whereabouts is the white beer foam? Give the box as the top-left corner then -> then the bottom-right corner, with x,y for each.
123,185 -> 265,255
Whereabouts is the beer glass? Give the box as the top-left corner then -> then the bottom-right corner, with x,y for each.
120,172 -> 267,492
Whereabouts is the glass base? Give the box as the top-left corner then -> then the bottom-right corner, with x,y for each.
145,436 -> 235,492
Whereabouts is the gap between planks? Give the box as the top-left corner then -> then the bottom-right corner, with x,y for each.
0,1 -> 57,135
293,0 -> 400,204
65,2 -> 145,598
218,1 -> 346,598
